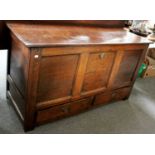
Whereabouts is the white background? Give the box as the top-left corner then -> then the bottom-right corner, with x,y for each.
0,0 -> 155,20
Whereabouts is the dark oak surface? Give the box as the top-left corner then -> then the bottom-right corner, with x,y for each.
6,22 -> 151,131
37,54 -> 79,102
1,20 -> 125,49
82,51 -> 115,92
7,23 -> 151,47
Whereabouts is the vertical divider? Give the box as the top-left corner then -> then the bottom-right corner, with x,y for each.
107,50 -> 124,89
24,48 -> 41,131
72,53 -> 89,100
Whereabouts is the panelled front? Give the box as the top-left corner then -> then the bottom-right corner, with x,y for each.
37,54 -> 79,103
7,23 -> 151,131
36,47 -> 144,105
82,51 -> 116,94
112,50 -> 143,88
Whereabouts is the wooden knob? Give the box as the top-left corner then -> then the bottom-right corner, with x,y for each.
99,53 -> 105,59
61,106 -> 69,113
112,93 -> 116,98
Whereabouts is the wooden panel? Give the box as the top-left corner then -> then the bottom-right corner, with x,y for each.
113,50 -> 142,88
36,97 -> 92,124
7,23 -> 151,48
42,45 -> 147,57
10,33 -> 30,97
37,54 -> 79,103
94,87 -> 131,106
82,51 -> 115,93
2,20 -> 125,49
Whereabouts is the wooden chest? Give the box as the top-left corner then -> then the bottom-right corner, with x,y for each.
6,23 -> 151,131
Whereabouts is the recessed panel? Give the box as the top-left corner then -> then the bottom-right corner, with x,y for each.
37,54 -> 79,102
113,50 -> 142,88
82,52 -> 115,93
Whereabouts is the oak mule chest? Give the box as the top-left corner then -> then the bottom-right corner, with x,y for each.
6,23 -> 151,131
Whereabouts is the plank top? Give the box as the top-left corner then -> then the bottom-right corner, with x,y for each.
7,23 -> 152,47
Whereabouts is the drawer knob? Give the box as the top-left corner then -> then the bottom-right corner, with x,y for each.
61,106 -> 69,113
99,53 -> 105,59
112,93 -> 117,98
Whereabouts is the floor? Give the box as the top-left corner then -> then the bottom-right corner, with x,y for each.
1,50 -> 155,134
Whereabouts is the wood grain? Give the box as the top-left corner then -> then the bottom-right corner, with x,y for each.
6,22 -> 151,131
82,51 -> 115,92
24,48 -> 41,131
72,53 -> 89,98
7,23 -> 151,47
37,54 -> 79,102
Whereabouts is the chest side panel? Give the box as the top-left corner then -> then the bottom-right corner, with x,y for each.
10,33 -> 30,97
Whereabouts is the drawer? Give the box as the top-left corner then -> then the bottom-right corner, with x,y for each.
94,87 -> 131,106
36,103 -> 70,124
94,92 -> 112,106
112,87 -> 132,101
70,97 -> 93,114
36,97 -> 93,124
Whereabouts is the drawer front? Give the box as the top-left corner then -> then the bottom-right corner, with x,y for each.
112,87 -> 132,101
94,92 -> 112,106
70,98 -> 93,114
36,103 -> 70,124
36,97 -> 93,124
94,87 -> 131,106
